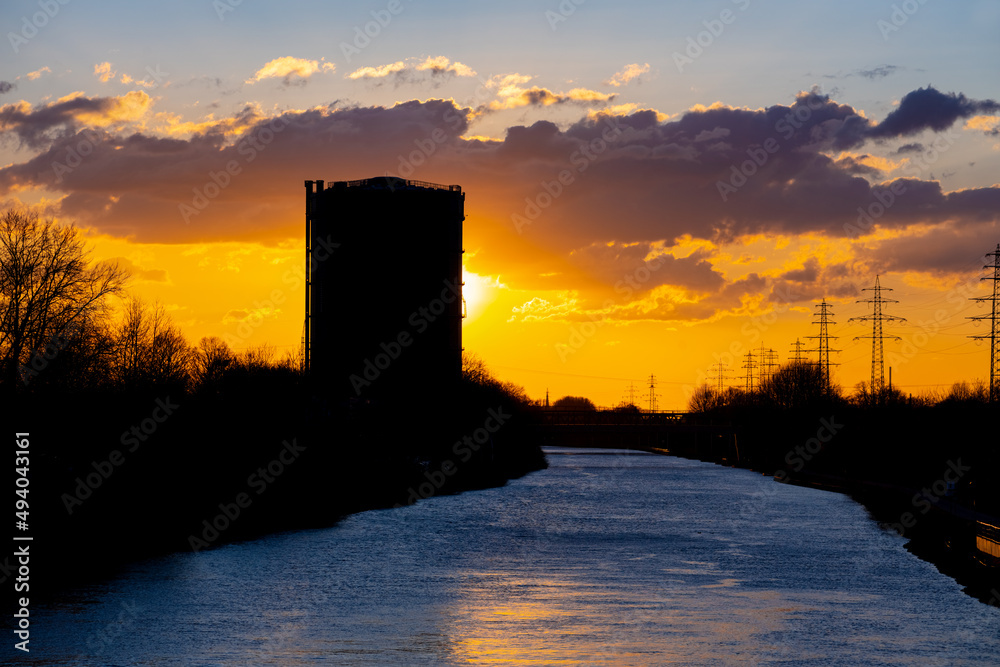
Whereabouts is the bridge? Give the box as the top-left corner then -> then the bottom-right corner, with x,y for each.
537,409 -> 739,461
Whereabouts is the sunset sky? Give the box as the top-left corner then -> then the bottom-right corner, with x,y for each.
2,0 -> 999,408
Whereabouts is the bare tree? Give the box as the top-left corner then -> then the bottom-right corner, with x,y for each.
0,209 -> 128,390
192,336 -> 234,392
109,297 -> 192,390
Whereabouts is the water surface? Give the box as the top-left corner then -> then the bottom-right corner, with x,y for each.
25,448 -> 1000,665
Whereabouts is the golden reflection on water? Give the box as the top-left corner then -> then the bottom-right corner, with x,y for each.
439,568 -> 828,665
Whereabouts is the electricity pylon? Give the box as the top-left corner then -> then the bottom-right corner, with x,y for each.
647,374 -> 658,412
757,343 -> 778,389
743,351 -> 756,392
806,300 -> 840,391
710,362 -> 728,393
790,338 -> 808,364
968,244 -> 1000,402
850,276 -> 905,404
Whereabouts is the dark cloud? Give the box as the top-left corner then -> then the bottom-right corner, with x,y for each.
857,65 -> 901,80
0,81 -> 14,95
896,142 -> 924,154
868,87 -> 1000,139
859,225 -> 1000,276
569,242 -> 725,294
0,88 -> 997,323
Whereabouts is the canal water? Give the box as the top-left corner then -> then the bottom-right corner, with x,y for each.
24,448 -> 1000,665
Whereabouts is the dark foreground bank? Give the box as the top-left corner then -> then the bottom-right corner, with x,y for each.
14,376 -> 546,602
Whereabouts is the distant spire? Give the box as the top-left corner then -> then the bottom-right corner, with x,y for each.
545,387 -> 550,408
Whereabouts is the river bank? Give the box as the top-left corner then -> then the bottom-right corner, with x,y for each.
19,385 -> 547,602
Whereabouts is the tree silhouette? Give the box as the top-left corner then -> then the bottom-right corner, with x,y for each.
552,395 -> 597,410
757,361 -> 835,409
111,297 -> 192,391
0,209 -> 128,391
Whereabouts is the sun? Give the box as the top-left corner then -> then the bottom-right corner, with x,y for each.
462,268 -> 501,323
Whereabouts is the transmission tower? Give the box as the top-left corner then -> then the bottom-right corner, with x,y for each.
968,244 -> 1000,402
757,343 -> 779,389
790,338 -> 807,364
647,373 -> 658,412
622,381 -> 639,408
743,351 -> 756,392
710,362 -> 728,393
806,300 -> 840,390
850,276 -> 906,404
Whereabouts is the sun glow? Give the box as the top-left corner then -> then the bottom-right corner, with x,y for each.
462,269 -> 503,323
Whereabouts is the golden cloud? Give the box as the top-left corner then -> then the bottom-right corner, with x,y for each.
604,63 -> 650,87
247,57 -> 334,84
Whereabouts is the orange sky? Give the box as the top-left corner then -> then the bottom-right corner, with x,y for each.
3,51 -> 999,409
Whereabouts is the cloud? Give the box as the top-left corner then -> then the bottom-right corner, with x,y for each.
488,85 -> 616,111
26,67 -> 51,81
965,115 -> 1000,136
604,63 -> 650,87
94,62 -> 116,83
0,87 -> 997,324
347,61 -> 407,80
120,73 -> 158,89
869,87 -> 1000,139
0,81 -> 14,95
857,64 -> 901,80
347,56 -> 476,85
222,305 -> 281,325
105,256 -> 168,283
246,57 -> 335,85
414,56 -> 476,77
0,91 -> 152,148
